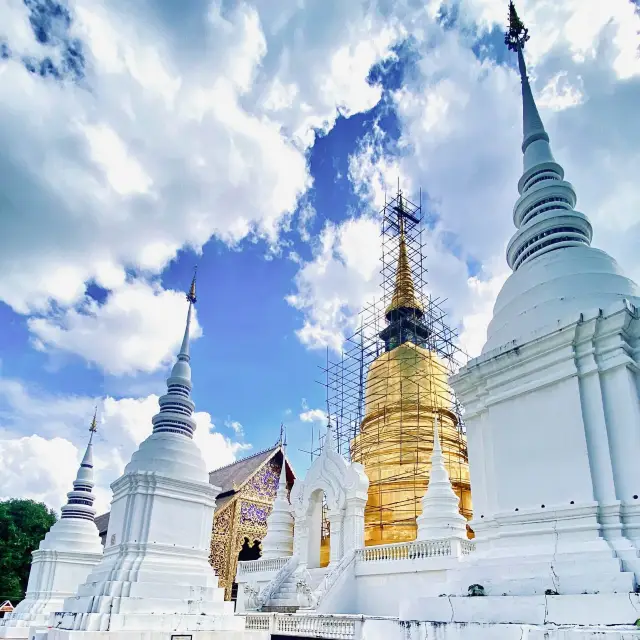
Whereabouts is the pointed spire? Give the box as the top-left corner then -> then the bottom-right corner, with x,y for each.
88,406 -> 97,445
503,2 -> 591,272
323,420 -> 338,454
60,412 -> 98,522
416,414 -> 467,541
385,200 -> 424,318
152,270 -> 199,438
177,266 -> 198,362
278,441 -> 288,490
504,2 -> 554,172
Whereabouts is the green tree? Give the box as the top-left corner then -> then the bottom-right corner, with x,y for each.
0,499 -> 57,602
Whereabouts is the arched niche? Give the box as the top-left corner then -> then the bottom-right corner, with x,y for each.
291,426 -> 369,568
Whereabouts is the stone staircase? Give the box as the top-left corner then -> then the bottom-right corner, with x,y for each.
262,567 -> 329,613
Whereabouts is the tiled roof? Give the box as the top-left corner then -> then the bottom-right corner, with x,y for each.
209,445 -> 281,496
95,512 -> 110,536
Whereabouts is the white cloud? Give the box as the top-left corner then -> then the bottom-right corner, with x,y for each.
27,280 -> 202,376
0,435 -> 79,511
287,216 -> 381,352
0,377 -> 246,514
1,0 -> 424,377
300,408 -> 327,424
224,418 -> 244,437
289,0 -> 640,360
0,0 -> 415,318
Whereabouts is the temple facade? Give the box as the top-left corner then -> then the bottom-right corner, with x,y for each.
209,445 -> 295,600
95,441 -> 294,601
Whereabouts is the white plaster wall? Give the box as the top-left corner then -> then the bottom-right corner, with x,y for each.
355,571 -> 450,617
476,360 -> 594,516
393,621 -> 640,640
315,560 -> 357,615
146,493 -> 212,549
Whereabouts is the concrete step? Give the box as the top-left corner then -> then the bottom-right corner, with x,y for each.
261,605 -> 298,613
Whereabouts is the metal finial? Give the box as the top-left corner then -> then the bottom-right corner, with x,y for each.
88,406 -> 98,444
187,266 -> 197,304
89,406 -> 98,433
504,1 -> 529,51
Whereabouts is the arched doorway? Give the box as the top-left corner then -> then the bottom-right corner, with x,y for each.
231,537 -> 261,602
320,493 -> 330,568
305,489 -> 331,569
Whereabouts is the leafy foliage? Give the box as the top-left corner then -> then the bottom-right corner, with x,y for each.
0,499 -> 57,602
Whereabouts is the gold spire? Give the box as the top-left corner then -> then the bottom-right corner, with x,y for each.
385,215 -> 424,316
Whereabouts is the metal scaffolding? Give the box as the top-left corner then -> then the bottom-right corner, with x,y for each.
308,188 -> 472,543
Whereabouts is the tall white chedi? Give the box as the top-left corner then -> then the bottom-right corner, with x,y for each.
260,440 -> 294,559
416,415 -> 467,542
0,415 -> 103,639
449,2 -> 640,596
50,272 -> 244,638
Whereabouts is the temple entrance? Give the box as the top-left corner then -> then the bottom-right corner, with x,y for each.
306,489 -> 330,568
231,537 -> 261,602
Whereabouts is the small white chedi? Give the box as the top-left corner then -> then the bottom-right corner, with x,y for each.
48,273 -> 247,640
416,415 -> 468,542
260,442 -> 294,560
0,416 -> 103,639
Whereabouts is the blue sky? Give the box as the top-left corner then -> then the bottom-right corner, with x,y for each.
1,0 -> 639,512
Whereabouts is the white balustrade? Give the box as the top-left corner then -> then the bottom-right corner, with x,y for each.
244,613 -> 359,638
461,539 -> 476,555
245,614 -> 273,630
237,556 -> 290,576
356,539 -> 452,562
275,614 -> 357,639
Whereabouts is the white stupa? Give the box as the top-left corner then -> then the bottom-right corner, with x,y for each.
260,436 -> 294,559
416,415 -> 468,541
0,414 -> 103,639
448,2 -> 640,596
49,272 -> 246,640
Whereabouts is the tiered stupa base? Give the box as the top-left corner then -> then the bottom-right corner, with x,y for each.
0,513 -> 103,640
48,537 -> 245,638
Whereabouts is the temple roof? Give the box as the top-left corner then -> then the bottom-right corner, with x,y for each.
95,443 -> 294,538
210,445 -> 286,496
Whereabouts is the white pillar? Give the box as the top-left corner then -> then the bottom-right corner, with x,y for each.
327,512 -> 343,565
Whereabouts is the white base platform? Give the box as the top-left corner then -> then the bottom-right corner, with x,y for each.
400,593 -> 640,627
47,630 -> 267,640
0,625 -> 39,640
399,622 -> 640,639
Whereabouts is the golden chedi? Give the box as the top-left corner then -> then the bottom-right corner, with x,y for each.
350,216 -> 472,546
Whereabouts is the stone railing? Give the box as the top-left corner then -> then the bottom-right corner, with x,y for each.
245,613 -> 359,638
461,539 -> 476,555
237,556 -> 290,576
356,538 -> 452,562
245,613 -> 273,631
255,554 -> 299,609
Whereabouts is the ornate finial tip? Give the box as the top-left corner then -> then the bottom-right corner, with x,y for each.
186,266 -> 197,304
89,406 -> 98,433
504,1 -> 530,51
